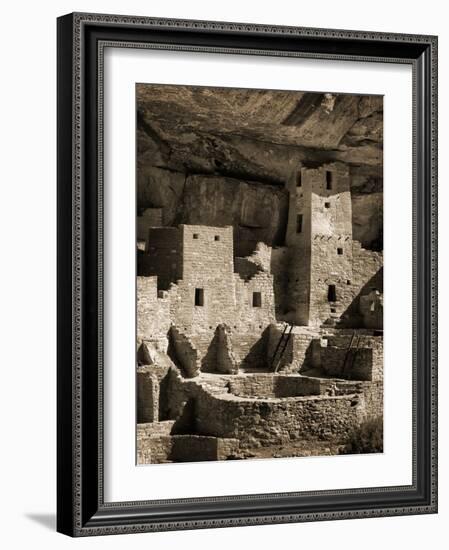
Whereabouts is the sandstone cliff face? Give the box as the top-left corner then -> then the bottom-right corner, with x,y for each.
137,85 -> 383,251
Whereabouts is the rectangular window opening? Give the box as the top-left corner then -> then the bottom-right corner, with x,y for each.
194,288 -> 204,306
326,170 -> 333,190
214,235 -> 220,241
325,202 -> 331,209
337,247 -> 343,255
296,172 -> 302,187
252,292 -> 262,308
327,284 -> 337,302
193,233 -> 199,239
296,214 -> 303,234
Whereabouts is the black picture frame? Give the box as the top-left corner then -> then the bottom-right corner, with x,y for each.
57,12 -> 438,537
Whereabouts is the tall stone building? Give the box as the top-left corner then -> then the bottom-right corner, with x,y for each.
285,162 -> 353,327
138,224 -> 275,339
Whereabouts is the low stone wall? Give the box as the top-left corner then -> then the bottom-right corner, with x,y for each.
137,367 -> 383,459
137,370 -> 159,422
315,344 -> 376,381
137,433 -> 240,464
171,435 -> 239,462
186,331 -> 216,372
346,244 -> 383,328
228,374 -> 321,398
360,380 -> 383,419
138,417 -> 178,464
267,324 -> 318,373
216,324 -> 239,374
188,328 -> 268,373
231,330 -> 268,370
320,379 -> 383,420
137,365 -> 172,423
195,391 -> 364,449
137,420 -> 176,438
137,276 -> 171,344
351,348 -> 376,381
310,333 -> 383,382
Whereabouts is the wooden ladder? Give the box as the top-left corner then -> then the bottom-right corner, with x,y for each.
270,324 -> 293,373
342,331 -> 359,379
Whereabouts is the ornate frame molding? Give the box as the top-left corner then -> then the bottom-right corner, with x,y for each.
57,12 -> 437,536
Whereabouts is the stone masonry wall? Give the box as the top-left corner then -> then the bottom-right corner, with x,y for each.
137,365 -> 172,423
228,374 -> 322,398
266,324 -> 293,371
267,324 -> 319,373
171,435 -> 240,462
308,166 -> 353,326
311,333 -> 383,382
234,257 -> 260,280
309,234 -> 353,325
137,276 -> 170,345
327,333 -> 383,382
195,391 -> 364,449
163,225 -> 275,335
169,327 -> 201,378
189,329 -> 268,372
361,381 -> 383,419
137,420 -> 175,464
231,331 -> 269,371
352,243 -> 383,291
285,163 -> 354,327
270,246 -> 289,316
137,434 -> 240,464
137,366 -> 382,460
139,227 -> 183,289
137,434 -> 172,464
234,271 -> 276,330
172,225 -> 235,332
281,162 -> 383,329
216,324 -> 239,374
348,243 -> 383,326
137,369 -> 159,422
138,223 -> 276,365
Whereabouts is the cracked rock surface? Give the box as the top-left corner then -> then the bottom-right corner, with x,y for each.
137,84 -> 383,250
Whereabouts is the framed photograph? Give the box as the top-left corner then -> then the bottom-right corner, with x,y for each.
57,12 -> 438,536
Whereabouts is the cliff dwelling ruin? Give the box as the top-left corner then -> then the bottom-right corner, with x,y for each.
136,84 -> 384,463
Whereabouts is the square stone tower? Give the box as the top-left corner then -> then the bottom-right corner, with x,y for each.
173,225 -> 236,332
286,163 -> 353,326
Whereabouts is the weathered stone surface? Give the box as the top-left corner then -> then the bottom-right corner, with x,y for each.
136,85 -> 383,250
137,85 -> 382,151
180,175 -> 288,255
137,430 -> 240,464
137,166 -> 186,225
169,326 -> 201,378
343,111 -> 383,145
195,390 -> 366,450
216,324 -> 239,374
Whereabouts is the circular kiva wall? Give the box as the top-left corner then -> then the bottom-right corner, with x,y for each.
227,374 -> 322,399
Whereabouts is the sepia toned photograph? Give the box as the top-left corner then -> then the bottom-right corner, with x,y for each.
136,84 -> 383,465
